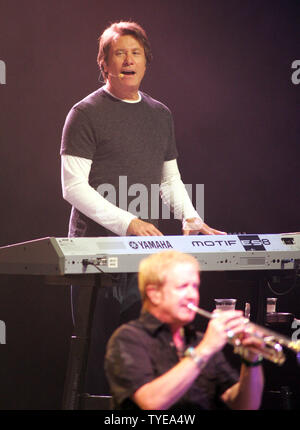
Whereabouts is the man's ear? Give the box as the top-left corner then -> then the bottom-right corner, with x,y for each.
145,284 -> 161,306
101,60 -> 108,74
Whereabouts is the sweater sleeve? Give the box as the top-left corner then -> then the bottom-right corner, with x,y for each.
61,154 -> 137,236
160,159 -> 203,225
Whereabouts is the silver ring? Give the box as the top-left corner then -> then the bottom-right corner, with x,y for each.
226,330 -> 235,339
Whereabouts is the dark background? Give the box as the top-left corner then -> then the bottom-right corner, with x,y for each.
0,0 -> 299,410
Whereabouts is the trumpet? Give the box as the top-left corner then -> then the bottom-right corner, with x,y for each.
187,303 -> 300,365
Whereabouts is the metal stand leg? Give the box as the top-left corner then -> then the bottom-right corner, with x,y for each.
62,281 -> 98,410
45,274 -> 101,410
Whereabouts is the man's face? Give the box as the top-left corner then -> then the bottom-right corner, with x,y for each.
156,262 -> 200,327
104,34 -> 147,93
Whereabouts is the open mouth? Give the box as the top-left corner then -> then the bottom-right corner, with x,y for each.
121,70 -> 136,76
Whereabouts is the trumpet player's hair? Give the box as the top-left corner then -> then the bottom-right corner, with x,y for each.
138,250 -> 199,303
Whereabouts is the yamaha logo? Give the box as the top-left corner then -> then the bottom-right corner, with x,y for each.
128,240 -> 173,250
129,241 -> 139,249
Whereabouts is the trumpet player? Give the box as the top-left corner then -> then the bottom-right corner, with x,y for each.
105,250 -> 264,410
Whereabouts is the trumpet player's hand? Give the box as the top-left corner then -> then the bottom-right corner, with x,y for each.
238,331 -> 265,362
195,310 -> 247,357
221,317 -> 265,363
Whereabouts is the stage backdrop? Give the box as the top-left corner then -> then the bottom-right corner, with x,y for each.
0,0 -> 299,409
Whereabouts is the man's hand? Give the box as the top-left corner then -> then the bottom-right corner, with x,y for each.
182,218 -> 227,236
237,327 -> 265,363
127,218 -> 163,236
196,310 -> 247,357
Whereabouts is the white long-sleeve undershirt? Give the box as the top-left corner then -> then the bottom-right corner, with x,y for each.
61,154 -> 202,236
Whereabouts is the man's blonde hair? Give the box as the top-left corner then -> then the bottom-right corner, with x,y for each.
138,250 -> 199,302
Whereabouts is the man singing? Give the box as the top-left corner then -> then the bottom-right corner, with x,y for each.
60,21 -> 226,394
